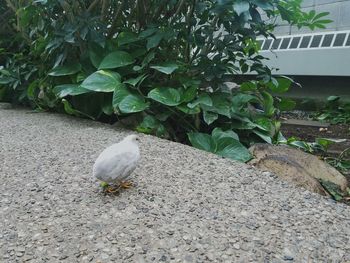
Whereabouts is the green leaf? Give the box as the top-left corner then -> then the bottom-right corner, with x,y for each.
101,96 -> 113,116
327,95 -> 340,102
267,77 -> 292,93
81,70 -> 121,92
240,81 -> 257,91
146,33 -> 163,50
212,128 -> 239,141
182,86 -> 197,102
137,115 -> 158,133
233,1 -> 250,16
188,133 -> 216,152
277,98 -> 296,111
148,87 -> 182,106
252,129 -> 272,143
203,111 -> 218,125
27,80 -> 38,100
98,51 -> 135,70
48,63 -> 81,76
117,32 -> 139,46
119,94 -> 149,113
61,99 -> 94,119
261,91 -> 275,117
216,137 -> 252,162
177,104 -> 200,114
150,62 -> 178,75
232,93 -> 258,111
315,138 -> 346,149
112,84 -> 130,108
188,93 -> 212,108
53,84 -> 91,97
315,19 -> 333,24
89,43 -> 106,69
201,93 -> 231,118
313,12 -> 330,20
124,74 -> 148,87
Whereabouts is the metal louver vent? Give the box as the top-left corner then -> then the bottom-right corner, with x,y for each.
255,30 -> 350,76
259,31 -> 350,50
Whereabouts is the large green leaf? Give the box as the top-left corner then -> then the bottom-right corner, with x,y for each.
215,137 -> 252,162
150,62 -> 178,75
112,84 -> 130,108
268,77 -> 292,93
252,129 -> 272,144
148,87 -> 182,106
89,43 -> 106,69
188,132 -> 252,162
81,70 -> 121,92
203,111 -> 218,125
277,98 -> 296,111
212,128 -> 239,141
48,63 -> 81,76
188,133 -> 216,152
53,84 -> 91,97
119,95 -> 149,113
98,51 -> 135,70
201,93 -> 231,118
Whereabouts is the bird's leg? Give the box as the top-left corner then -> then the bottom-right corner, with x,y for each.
106,185 -> 121,193
120,181 -> 133,189
100,182 -> 121,193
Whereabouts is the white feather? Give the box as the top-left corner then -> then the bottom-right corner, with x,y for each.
93,135 -> 140,184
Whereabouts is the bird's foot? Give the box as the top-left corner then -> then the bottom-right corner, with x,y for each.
120,181 -> 133,189
100,182 -> 120,194
106,185 -> 121,193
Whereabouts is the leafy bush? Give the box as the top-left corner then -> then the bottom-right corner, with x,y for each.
1,0 -> 331,162
314,96 -> 350,124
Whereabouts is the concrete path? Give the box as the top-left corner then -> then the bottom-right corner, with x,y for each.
0,108 -> 349,262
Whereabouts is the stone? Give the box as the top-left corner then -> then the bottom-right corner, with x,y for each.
249,144 -> 348,194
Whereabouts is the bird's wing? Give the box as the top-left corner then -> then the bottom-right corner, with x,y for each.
93,151 -> 139,183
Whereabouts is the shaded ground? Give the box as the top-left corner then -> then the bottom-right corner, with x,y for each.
1,108 -> 350,262
281,111 -> 350,157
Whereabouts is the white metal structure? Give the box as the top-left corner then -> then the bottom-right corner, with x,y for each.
256,30 -> 350,76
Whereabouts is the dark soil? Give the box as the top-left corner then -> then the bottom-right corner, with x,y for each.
280,111 -> 350,157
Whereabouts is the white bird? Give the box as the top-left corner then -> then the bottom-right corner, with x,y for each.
93,134 -> 140,192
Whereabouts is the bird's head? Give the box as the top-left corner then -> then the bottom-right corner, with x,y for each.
125,134 -> 140,143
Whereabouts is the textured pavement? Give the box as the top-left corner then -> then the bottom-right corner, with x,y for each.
0,107 -> 349,262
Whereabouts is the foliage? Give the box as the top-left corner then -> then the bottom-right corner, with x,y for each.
0,0 -> 331,162
314,96 -> 350,124
279,135 -> 347,155
279,135 -> 350,201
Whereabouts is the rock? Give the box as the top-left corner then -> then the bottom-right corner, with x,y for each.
249,144 -> 348,195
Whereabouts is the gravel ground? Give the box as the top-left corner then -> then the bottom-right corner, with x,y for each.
1,107 -> 350,263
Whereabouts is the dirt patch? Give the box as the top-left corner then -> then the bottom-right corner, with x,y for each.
280,112 -> 350,157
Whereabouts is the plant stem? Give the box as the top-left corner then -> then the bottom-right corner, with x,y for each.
87,0 -> 100,13
108,0 -> 125,37
185,0 -> 196,63
169,0 -> 186,25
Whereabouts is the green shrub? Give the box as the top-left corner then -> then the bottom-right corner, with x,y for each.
0,0 -> 331,162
